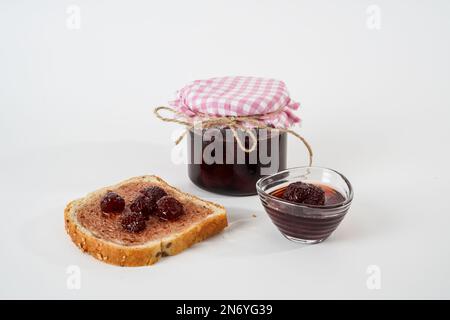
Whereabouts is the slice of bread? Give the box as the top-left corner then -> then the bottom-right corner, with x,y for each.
64,175 -> 227,267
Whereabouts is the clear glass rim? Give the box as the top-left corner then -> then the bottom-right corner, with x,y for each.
256,166 -> 354,210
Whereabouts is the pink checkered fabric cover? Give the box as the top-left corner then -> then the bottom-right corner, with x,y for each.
170,76 -> 301,128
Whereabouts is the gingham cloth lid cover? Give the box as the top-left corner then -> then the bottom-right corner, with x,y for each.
170,76 -> 301,128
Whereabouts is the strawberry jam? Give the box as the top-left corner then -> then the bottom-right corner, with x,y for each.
187,128 -> 287,196
262,182 -> 349,243
271,183 -> 345,206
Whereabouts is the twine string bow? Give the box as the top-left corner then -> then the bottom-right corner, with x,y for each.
154,106 -> 313,166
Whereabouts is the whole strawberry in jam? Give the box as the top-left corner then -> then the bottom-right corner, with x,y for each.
100,192 -> 125,214
129,186 -> 168,218
156,196 -> 184,221
130,194 -> 154,218
120,212 -> 146,233
140,186 -> 167,203
283,181 -> 325,206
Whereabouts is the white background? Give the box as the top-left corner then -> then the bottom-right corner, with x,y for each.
1,0 -> 449,299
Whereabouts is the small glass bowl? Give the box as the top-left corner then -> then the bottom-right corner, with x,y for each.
256,166 -> 354,244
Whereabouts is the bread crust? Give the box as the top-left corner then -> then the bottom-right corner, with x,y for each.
64,175 -> 227,267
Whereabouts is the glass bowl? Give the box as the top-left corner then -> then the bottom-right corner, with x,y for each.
256,166 -> 354,244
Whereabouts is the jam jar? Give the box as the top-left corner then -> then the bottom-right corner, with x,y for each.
187,127 -> 287,196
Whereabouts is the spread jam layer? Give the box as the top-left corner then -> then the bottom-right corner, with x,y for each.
76,181 -> 213,245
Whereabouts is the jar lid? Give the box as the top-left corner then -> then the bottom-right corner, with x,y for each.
170,76 -> 301,128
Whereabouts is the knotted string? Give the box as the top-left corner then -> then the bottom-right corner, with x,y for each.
153,106 -> 313,166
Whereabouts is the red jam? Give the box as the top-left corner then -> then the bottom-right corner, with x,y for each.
271,183 -> 345,206
187,128 -> 287,196
264,183 -> 347,242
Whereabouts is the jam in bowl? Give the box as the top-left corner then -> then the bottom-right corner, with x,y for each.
256,166 -> 353,244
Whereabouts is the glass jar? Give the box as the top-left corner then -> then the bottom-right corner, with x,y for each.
256,166 -> 354,243
187,127 -> 287,196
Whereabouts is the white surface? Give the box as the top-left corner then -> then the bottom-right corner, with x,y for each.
1,0 -> 450,299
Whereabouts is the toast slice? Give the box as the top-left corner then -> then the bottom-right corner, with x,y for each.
64,175 -> 227,267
